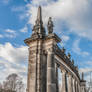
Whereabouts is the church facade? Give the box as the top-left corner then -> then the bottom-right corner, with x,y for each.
24,6 -> 86,92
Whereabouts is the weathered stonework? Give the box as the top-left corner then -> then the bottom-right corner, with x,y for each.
24,6 -> 86,92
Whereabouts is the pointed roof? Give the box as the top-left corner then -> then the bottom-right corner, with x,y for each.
28,6 -> 46,39
37,6 -> 42,22
82,72 -> 84,80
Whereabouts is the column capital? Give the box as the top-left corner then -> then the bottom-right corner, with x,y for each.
72,75 -> 76,80
47,47 -> 54,54
67,72 -> 72,77
60,65 -> 67,73
61,68 -> 67,74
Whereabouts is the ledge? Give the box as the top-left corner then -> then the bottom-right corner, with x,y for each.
54,44 -> 80,79
45,33 -> 61,43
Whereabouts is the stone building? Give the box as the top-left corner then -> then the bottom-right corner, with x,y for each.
24,6 -> 86,92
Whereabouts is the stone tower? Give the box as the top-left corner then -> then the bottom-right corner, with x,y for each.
24,6 -> 61,92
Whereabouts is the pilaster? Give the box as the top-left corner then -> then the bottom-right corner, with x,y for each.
47,48 -> 56,92
61,68 -> 67,92
27,47 -> 37,92
55,63 -> 59,92
75,81 -> 77,92
36,41 -> 42,92
73,78 -> 76,92
68,73 -> 73,92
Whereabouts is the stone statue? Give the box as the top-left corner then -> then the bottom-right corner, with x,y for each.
72,59 -> 74,65
61,47 -> 66,53
67,53 -> 71,59
47,17 -> 53,34
75,66 -> 78,71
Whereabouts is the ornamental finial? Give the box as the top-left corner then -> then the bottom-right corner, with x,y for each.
36,6 -> 42,25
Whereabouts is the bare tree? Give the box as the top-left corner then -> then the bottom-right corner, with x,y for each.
2,73 -> 24,92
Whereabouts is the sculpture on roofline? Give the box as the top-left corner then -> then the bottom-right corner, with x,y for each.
72,59 -> 74,65
61,47 -> 66,53
67,52 -> 71,59
47,17 -> 54,34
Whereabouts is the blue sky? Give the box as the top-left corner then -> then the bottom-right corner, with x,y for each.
0,0 -> 92,88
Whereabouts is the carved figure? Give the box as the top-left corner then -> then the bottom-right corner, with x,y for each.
62,47 -> 66,53
67,53 -> 71,59
47,17 -> 53,34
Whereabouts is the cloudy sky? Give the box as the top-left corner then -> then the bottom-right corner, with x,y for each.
0,0 -> 92,88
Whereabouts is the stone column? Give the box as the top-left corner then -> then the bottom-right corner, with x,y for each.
75,81 -> 77,92
76,81 -> 79,92
55,64 -> 59,92
78,83 -> 81,92
78,83 -> 80,92
47,48 -> 56,92
68,73 -> 73,92
61,68 -> 67,92
76,82 -> 77,92
77,82 -> 79,92
73,78 -> 76,92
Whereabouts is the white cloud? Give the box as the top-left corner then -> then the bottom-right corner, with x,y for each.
11,5 -> 28,20
0,34 -> 4,38
80,68 -> 92,74
72,39 -> 89,56
2,0 -> 10,4
24,0 -> 27,2
20,26 -> 28,33
80,61 -> 92,69
26,0 -> 92,40
5,29 -> 15,33
0,42 -> 28,63
0,0 -> 14,5
86,61 -> 92,66
0,29 -> 18,38
0,42 -> 28,85
5,34 -> 16,38
60,35 -> 70,46
11,6 -> 25,12
62,35 -> 70,42
4,29 -> 17,38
